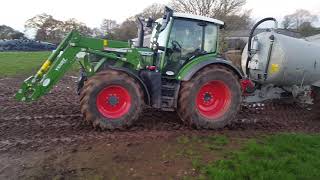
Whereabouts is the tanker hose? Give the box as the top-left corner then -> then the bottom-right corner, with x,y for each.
246,17 -> 278,77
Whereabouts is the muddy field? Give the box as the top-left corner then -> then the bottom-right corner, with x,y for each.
1,76 -> 320,179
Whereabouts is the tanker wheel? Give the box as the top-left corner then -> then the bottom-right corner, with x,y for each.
178,65 -> 241,129
80,70 -> 144,130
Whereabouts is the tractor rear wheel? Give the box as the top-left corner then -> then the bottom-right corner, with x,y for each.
80,70 -> 144,130
178,65 -> 241,129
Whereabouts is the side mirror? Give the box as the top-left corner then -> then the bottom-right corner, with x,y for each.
146,17 -> 154,28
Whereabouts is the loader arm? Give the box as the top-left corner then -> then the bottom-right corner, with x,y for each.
15,30 -> 129,102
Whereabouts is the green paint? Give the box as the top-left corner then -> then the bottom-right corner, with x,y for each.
124,49 -> 141,70
82,55 -> 94,76
176,53 -> 218,80
93,58 -> 107,72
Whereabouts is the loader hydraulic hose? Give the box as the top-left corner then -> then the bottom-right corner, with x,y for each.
246,17 -> 278,77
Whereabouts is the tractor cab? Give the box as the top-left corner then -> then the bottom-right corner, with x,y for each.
150,9 -> 224,76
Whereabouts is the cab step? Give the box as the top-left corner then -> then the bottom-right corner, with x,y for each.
161,78 -> 180,111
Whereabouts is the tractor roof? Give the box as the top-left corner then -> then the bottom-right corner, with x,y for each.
173,12 -> 224,26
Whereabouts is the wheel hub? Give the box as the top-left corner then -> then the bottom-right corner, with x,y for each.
196,80 -> 231,120
108,95 -> 119,106
203,92 -> 213,103
96,85 -> 131,119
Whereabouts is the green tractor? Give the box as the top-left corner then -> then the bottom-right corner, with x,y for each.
16,7 -> 243,130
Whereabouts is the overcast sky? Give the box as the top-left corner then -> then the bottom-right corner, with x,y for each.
1,0 -> 319,32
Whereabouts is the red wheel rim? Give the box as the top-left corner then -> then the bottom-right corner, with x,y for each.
96,85 -> 131,119
196,80 -> 231,119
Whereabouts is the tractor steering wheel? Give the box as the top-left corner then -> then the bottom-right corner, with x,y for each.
171,40 -> 182,52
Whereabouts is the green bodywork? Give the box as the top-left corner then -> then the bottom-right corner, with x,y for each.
16,13 -> 226,102
176,53 -> 218,80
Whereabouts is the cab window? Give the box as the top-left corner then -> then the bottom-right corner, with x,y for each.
204,24 -> 218,53
168,19 -> 202,58
167,19 -> 218,60
164,18 -> 218,74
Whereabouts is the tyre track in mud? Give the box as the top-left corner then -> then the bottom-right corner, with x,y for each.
0,76 -> 319,152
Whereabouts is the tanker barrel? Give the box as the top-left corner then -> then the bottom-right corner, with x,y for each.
242,31 -> 320,87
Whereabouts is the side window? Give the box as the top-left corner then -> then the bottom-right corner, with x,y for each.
157,22 -> 171,47
204,25 -> 218,53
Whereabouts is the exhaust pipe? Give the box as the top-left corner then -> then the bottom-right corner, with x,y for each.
137,18 -> 144,48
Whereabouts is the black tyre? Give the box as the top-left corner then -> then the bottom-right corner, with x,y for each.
178,65 -> 241,129
80,70 -> 144,130
312,86 -> 320,118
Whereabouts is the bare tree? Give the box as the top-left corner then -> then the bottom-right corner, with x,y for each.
112,19 -> 138,41
110,3 -> 165,41
100,19 -> 119,38
26,14 -> 92,43
214,0 -> 246,19
170,0 -> 246,17
282,16 -> 291,29
282,9 -> 318,30
222,9 -> 252,30
91,27 -> 104,38
62,18 -> 92,36
34,17 -> 64,44
137,3 -> 166,20
298,21 -> 320,37
170,0 -> 250,30
25,13 -> 53,30
0,25 -> 25,39
170,0 -> 215,16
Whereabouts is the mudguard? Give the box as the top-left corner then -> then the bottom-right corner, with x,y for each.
178,57 -> 244,81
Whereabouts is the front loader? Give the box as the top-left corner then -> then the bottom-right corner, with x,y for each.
16,7 -> 243,130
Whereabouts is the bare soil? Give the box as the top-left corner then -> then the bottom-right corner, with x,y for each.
0,76 -> 319,180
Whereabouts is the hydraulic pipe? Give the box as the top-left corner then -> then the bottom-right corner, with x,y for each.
264,35 -> 275,80
246,17 -> 278,77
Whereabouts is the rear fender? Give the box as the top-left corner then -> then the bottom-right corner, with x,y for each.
177,57 -> 244,81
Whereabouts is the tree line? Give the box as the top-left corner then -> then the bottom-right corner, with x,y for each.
0,0 -> 319,43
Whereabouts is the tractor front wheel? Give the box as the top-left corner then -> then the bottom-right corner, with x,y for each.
80,70 -> 144,130
178,65 -> 241,129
